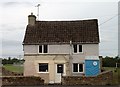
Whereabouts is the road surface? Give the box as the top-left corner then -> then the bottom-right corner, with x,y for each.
1,85 -> 120,87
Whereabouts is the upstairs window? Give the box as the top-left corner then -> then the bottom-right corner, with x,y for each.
73,44 -> 82,53
79,45 -> 82,52
73,44 -> 77,53
39,45 -> 42,53
44,45 -> 48,53
39,45 -> 48,53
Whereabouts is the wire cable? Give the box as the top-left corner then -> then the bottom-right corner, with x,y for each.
99,14 -> 118,26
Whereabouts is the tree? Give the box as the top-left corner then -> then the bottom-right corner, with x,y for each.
2,57 -> 24,65
102,56 -> 120,67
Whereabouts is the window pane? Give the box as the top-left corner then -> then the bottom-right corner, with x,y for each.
73,44 -> 77,53
44,45 -> 48,53
57,64 -> 64,73
79,45 -> 82,52
39,45 -> 42,53
39,63 -> 48,72
73,63 -> 78,72
79,64 -> 83,72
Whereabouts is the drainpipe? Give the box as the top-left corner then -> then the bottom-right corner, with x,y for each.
69,41 -> 73,76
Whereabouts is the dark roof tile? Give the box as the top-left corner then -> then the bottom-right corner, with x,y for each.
23,19 -> 99,44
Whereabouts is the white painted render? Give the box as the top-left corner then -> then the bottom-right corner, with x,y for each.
83,44 -> 99,56
24,45 -> 38,54
71,44 -> 99,63
24,44 -> 99,56
49,45 -> 70,54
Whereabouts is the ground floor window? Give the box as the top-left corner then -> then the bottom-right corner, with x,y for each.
39,63 -> 48,72
73,63 -> 83,72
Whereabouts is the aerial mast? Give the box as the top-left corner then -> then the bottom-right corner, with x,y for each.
35,4 -> 40,20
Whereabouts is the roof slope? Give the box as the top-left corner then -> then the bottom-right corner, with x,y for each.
23,19 -> 99,45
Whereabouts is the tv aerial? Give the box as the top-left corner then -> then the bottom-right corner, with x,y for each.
35,4 -> 40,20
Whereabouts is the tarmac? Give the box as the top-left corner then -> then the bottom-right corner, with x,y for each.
1,85 -> 120,87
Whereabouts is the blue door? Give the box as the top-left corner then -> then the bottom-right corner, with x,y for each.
85,60 -> 100,76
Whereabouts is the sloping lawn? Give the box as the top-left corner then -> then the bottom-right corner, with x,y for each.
3,64 -> 23,73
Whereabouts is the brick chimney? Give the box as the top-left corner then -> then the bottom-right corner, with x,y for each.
28,13 -> 36,26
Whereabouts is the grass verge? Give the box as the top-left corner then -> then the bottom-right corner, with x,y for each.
103,67 -> 120,85
3,64 -> 23,73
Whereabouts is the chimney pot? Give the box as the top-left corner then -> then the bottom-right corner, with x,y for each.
31,12 -> 33,15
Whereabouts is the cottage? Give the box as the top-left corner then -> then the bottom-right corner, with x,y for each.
23,13 -> 100,83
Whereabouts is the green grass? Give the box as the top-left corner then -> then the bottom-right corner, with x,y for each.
103,67 -> 120,85
3,64 -> 23,73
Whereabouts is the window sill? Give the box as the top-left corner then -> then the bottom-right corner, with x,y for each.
73,72 -> 84,73
37,72 -> 49,73
73,52 -> 83,54
38,53 -> 48,54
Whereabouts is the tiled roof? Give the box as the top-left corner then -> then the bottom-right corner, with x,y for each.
23,19 -> 99,45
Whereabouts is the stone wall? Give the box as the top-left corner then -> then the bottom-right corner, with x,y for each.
62,71 -> 113,85
1,76 -> 44,86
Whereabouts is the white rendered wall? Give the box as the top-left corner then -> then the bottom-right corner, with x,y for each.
24,45 -> 38,54
48,45 -> 70,54
23,44 -> 99,56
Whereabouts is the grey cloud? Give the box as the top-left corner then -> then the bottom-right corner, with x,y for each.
3,2 -> 20,6
2,39 -> 23,57
2,2 -> 33,7
1,24 -> 25,32
2,39 -> 22,47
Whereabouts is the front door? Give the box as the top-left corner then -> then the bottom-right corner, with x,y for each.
55,64 -> 64,83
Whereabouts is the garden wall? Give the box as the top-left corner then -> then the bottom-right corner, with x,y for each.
62,71 -> 113,85
1,76 -> 44,86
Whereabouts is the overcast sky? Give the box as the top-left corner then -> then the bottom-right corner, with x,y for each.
0,0 -> 119,58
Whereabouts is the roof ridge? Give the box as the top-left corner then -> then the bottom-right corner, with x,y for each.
35,19 -> 98,22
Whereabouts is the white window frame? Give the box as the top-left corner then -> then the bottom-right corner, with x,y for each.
38,63 -> 49,73
73,44 -> 83,53
38,45 -> 48,54
72,63 -> 84,73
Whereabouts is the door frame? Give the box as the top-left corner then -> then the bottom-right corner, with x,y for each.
54,63 -> 66,83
